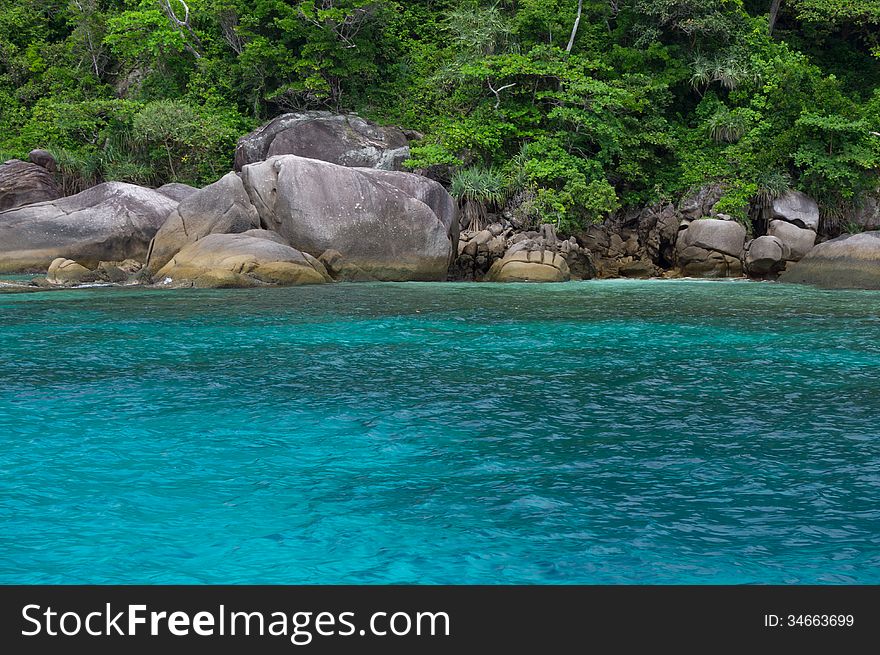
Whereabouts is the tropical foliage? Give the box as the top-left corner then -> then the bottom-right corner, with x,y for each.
0,0 -> 877,230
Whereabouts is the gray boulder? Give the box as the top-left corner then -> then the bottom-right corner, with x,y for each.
147,172 -> 260,274
636,202 -> 679,266
677,219 -> 746,257
28,149 -> 57,172
679,184 -> 724,221
0,159 -> 61,211
675,219 -> 746,277
676,246 -> 743,277
767,220 -> 816,261
156,182 -> 199,203
0,182 -> 177,272
745,235 -> 788,276
234,111 -> 411,172
771,191 -> 819,231
363,168 -> 459,258
241,155 -> 452,281
317,248 -> 375,282
780,231 -> 880,289
619,258 -> 657,278
155,230 -> 331,288
850,194 -> 880,230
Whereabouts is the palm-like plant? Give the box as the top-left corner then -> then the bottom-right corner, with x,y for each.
690,53 -> 758,93
705,107 -> 748,144
48,147 -> 102,196
445,1 -> 510,57
752,170 -> 792,234
450,166 -> 508,231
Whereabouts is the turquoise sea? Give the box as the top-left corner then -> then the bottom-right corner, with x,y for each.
0,280 -> 878,584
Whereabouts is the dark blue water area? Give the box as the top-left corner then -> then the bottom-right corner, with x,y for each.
1,279 -> 878,583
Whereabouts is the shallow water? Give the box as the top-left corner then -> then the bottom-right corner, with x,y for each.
1,280 -> 878,584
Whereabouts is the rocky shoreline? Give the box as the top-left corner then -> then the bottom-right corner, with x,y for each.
1,112 -> 878,292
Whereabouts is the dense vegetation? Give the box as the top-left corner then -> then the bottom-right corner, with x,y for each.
1,1 -> 878,231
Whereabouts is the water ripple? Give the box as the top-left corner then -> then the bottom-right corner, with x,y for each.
0,280 -> 878,583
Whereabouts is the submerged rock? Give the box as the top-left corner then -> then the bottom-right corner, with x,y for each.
0,182 -> 176,272
234,111 -> 411,172
155,230 -> 332,288
780,231 -> 880,290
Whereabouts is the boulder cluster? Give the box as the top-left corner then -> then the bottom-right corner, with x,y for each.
452,223 -> 595,282
143,156 -> 456,287
0,117 -> 458,288
672,188 -> 820,279
1,112 -> 878,290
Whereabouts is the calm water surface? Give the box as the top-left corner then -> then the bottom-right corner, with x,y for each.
0,280 -> 878,583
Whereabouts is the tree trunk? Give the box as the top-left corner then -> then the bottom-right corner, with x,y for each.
769,0 -> 783,35
566,0 -> 583,53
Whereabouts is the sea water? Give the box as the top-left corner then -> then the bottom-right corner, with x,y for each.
0,280 -> 878,584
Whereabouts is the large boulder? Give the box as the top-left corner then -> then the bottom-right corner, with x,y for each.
156,182 -> 198,203
486,250 -> 570,282
676,246 -> 743,277
767,219 -> 816,261
234,111 -> 411,172
241,155 -> 452,281
745,235 -> 788,276
675,218 -> 746,278
619,258 -> 657,278
0,159 -> 61,211
780,231 -> 880,290
317,248 -> 375,282
155,230 -> 331,288
677,219 -> 746,257
850,194 -> 880,230
0,182 -> 177,272
147,172 -> 260,274
363,168 -> 459,257
771,191 -> 819,231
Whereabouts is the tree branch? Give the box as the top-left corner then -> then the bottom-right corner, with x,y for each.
160,0 -> 203,58
488,81 -> 517,109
